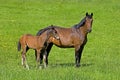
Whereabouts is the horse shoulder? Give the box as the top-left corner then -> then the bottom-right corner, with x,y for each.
19,35 -> 27,44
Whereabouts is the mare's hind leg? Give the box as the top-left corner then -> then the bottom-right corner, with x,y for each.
21,46 -> 29,69
75,46 -> 81,67
46,43 -> 53,65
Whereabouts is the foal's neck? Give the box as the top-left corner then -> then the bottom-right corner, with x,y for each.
45,32 -> 53,42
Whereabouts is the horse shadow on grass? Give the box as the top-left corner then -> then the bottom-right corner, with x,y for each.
50,62 -> 94,68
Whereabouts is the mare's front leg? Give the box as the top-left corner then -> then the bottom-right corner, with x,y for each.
43,50 -> 47,68
75,46 -> 80,67
78,45 -> 85,67
75,45 -> 85,67
46,43 -> 53,65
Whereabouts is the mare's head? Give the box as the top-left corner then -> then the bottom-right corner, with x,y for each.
73,12 -> 93,33
85,12 -> 93,33
47,26 -> 60,40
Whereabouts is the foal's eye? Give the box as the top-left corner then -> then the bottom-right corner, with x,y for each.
55,31 -> 57,33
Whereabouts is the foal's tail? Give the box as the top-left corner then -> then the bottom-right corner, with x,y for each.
17,40 -> 21,51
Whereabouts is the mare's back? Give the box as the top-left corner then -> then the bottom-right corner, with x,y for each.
54,26 -> 73,38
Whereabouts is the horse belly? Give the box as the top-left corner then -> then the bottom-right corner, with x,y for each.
26,38 -> 43,49
52,37 -> 74,48
52,27 -> 76,48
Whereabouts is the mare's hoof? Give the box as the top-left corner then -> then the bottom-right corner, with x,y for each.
75,64 -> 80,68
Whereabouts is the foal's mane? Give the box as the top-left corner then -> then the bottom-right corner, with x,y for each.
36,26 -> 54,36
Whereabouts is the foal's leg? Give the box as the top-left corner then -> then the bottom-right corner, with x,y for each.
35,50 -> 43,64
21,48 -> 29,69
21,50 -> 25,66
36,50 -> 40,68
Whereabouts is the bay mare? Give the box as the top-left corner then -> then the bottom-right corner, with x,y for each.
37,12 -> 93,67
17,26 -> 60,69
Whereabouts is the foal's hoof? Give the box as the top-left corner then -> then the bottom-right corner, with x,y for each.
39,66 -> 43,69
22,65 -> 29,70
26,65 -> 30,70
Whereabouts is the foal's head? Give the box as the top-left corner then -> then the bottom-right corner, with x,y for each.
85,12 -> 93,33
47,27 -> 60,40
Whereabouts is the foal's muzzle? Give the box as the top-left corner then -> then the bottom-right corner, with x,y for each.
88,29 -> 92,33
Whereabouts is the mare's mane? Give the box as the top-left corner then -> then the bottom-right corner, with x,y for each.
37,14 -> 93,36
73,17 -> 86,29
73,14 -> 93,29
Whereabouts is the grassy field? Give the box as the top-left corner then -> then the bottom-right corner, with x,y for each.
0,0 -> 120,80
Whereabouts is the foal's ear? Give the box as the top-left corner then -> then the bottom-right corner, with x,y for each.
51,25 -> 53,27
91,13 -> 93,16
51,27 -> 57,33
86,12 -> 88,16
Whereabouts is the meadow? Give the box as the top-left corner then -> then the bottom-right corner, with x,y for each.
0,0 -> 120,80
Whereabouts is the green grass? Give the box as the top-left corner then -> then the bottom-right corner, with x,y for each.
0,0 -> 120,80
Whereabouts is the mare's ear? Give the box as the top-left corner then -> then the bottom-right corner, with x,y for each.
91,13 -> 93,16
86,12 -> 88,16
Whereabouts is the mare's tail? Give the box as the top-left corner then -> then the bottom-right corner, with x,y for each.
17,40 -> 21,51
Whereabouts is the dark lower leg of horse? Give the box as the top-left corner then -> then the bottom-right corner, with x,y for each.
78,46 -> 84,67
46,56 -> 48,65
35,50 -> 43,64
75,55 -> 80,67
45,51 -> 48,65
75,46 -> 81,67
40,53 -> 43,64
47,43 -> 53,54
45,43 -> 53,65
35,50 -> 37,60
75,45 -> 85,67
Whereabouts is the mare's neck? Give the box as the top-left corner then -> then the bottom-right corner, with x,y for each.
78,24 -> 88,37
